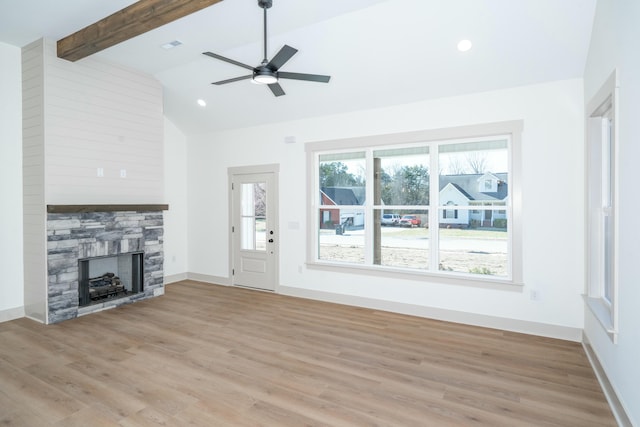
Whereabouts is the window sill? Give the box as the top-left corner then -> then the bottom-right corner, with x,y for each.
306,261 -> 523,292
584,295 -> 617,343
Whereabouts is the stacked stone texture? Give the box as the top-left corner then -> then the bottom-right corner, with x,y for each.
47,211 -> 164,323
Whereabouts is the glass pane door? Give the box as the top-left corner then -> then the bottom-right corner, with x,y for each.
240,182 -> 267,251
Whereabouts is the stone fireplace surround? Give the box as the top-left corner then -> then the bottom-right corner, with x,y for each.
46,205 -> 168,324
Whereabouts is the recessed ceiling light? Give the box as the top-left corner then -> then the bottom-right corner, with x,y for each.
197,99 -> 207,107
161,40 -> 183,50
457,39 -> 473,52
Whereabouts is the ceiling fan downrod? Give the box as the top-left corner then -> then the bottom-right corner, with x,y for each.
258,0 -> 272,64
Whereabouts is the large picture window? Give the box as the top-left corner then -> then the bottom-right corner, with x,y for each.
307,122 -> 523,286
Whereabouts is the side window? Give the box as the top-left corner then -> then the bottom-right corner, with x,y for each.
586,70 -> 618,341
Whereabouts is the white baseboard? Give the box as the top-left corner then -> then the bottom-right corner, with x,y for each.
0,306 -> 25,323
277,285 -> 583,342
164,272 -> 188,284
186,272 -> 230,286
582,335 -> 634,427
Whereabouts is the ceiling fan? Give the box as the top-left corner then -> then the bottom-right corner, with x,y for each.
202,0 -> 331,97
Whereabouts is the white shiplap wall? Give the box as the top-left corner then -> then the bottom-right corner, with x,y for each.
21,38 -> 165,323
42,39 -> 164,204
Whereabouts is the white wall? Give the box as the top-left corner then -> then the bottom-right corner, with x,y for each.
583,0 -> 640,424
187,78 -> 585,340
37,39 -> 164,205
163,118 -> 188,281
0,42 -> 24,321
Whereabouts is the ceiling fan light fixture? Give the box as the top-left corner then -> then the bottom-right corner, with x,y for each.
252,70 -> 278,85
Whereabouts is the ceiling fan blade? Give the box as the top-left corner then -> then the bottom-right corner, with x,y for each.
203,52 -> 254,71
268,82 -> 285,97
266,45 -> 298,71
212,75 -> 252,85
278,71 -> 331,83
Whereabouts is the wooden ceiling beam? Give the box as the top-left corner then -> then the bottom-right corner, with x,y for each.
57,0 -> 223,62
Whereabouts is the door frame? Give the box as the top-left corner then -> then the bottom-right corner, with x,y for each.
228,164 -> 280,291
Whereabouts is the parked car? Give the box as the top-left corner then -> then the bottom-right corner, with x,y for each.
381,213 -> 401,226
400,214 -> 421,227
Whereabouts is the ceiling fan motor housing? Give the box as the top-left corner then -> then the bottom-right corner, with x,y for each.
254,66 -> 277,80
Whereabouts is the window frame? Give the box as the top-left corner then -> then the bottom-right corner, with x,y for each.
585,70 -> 619,343
306,121 -> 523,289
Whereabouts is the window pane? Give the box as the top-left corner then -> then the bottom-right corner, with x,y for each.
438,215 -> 508,277
373,146 -> 429,206
602,117 -> 613,208
602,116 -> 614,303
319,152 -> 366,206
318,209 -> 365,263
603,215 -> 613,302
375,209 -> 429,269
255,218 -> 266,250
439,140 -> 508,229
318,153 -> 365,264
439,141 -> 508,180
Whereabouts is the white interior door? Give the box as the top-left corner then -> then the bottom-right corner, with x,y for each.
231,169 -> 278,291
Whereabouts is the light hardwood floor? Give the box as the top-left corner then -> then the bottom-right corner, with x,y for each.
0,280 -> 615,426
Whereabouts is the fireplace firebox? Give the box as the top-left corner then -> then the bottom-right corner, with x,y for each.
78,252 -> 144,307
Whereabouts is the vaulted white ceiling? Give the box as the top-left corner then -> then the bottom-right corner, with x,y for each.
0,0 -> 597,135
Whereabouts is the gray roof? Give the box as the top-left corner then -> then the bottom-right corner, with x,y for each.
322,174 -> 507,205
321,187 -> 366,205
439,173 -> 508,201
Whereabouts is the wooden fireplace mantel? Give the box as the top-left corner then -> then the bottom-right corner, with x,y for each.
47,204 -> 169,214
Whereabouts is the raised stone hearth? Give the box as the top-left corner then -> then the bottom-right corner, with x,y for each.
47,206 -> 166,323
